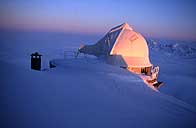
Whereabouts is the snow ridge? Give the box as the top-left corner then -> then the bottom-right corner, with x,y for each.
147,39 -> 196,57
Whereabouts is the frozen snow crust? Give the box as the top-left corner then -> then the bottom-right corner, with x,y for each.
1,31 -> 196,128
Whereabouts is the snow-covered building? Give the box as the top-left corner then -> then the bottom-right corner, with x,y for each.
79,23 -> 152,75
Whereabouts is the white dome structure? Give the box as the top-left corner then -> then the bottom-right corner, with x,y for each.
109,23 -> 151,67
79,23 -> 152,75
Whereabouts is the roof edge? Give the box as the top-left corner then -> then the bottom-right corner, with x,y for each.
110,23 -> 133,33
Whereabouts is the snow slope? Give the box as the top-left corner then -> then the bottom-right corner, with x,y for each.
147,39 -> 196,107
1,31 -> 196,128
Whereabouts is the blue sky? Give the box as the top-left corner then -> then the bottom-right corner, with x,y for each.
1,0 -> 196,40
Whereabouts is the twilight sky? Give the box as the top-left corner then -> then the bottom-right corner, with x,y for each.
0,0 -> 196,41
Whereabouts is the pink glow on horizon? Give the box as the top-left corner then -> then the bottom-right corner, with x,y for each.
1,14 -> 196,41
0,18 -> 105,34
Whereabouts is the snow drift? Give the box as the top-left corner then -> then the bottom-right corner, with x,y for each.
1,30 -> 196,128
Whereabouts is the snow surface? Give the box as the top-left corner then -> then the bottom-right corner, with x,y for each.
1,31 -> 196,128
147,38 -> 196,106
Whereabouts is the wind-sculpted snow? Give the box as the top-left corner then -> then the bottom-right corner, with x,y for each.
147,38 -> 196,107
1,31 -> 196,128
147,39 -> 196,57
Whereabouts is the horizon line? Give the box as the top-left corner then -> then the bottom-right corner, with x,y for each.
1,27 -> 196,42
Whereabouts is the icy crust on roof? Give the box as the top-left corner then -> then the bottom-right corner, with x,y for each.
79,28 -> 122,57
79,23 -> 152,67
110,23 -> 133,33
79,23 -> 133,57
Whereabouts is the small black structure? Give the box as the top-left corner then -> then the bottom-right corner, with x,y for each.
31,52 -> 42,70
49,61 -> 56,68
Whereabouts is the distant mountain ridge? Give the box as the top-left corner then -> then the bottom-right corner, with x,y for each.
147,39 -> 196,57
